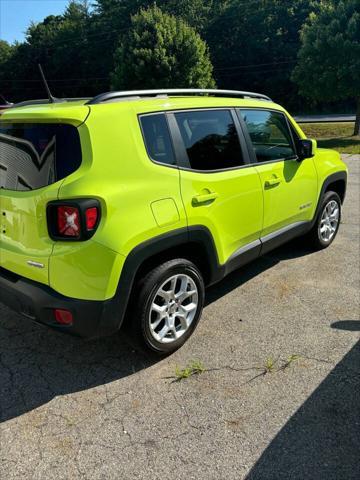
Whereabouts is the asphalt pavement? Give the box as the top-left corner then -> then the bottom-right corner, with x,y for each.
0,154 -> 359,480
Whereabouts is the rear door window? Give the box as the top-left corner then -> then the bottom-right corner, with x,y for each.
0,123 -> 82,191
174,109 -> 244,171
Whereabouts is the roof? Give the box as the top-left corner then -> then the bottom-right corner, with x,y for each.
0,89 -> 284,123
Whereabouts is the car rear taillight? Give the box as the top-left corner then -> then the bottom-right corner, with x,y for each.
47,199 -> 101,241
57,206 -> 81,237
85,207 -> 98,231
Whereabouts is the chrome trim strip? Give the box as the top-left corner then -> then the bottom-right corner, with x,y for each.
27,261 -> 45,269
260,221 -> 308,244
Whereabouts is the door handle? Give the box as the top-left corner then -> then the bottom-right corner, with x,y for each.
264,176 -> 281,188
192,191 -> 218,205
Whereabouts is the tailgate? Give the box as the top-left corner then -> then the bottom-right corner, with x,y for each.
0,188 -> 58,284
0,115 -> 84,285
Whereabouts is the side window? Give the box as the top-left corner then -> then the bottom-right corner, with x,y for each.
174,109 -> 244,171
240,109 -> 296,163
140,114 -> 176,166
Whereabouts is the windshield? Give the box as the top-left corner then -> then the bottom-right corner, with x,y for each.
0,123 -> 81,191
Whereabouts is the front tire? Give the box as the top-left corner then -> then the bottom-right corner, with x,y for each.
130,259 -> 205,355
307,191 -> 341,250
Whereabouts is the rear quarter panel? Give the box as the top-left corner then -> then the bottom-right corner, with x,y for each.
53,104 -> 187,299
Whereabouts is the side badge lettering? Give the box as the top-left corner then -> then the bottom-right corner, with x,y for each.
300,202 -> 312,211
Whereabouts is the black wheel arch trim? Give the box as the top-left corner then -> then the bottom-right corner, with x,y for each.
98,226 -> 221,334
311,171 -> 347,227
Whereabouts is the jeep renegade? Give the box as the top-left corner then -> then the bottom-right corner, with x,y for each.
0,89 -> 347,354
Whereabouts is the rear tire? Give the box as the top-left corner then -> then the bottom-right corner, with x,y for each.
306,191 -> 341,250
129,259 -> 205,355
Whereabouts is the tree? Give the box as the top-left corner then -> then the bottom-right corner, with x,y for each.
0,1 -> 98,101
0,41 -> 16,100
0,40 -> 13,64
207,0 -> 314,109
111,5 -> 216,89
158,0 -> 224,33
93,0 -> 223,78
293,0 -> 360,135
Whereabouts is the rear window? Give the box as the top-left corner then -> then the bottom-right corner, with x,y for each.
140,114 -> 176,166
0,123 -> 82,191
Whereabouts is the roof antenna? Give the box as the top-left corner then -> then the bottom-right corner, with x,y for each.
38,64 -> 57,104
0,94 -> 12,106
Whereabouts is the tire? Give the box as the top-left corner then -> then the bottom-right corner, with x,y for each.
129,259 -> 205,355
306,191 -> 341,250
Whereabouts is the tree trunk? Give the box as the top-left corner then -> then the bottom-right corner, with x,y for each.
354,97 -> 360,136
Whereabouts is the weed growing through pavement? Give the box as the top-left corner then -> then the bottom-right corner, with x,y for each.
280,354 -> 300,371
173,360 -> 206,382
264,357 -> 276,373
167,354 -> 301,383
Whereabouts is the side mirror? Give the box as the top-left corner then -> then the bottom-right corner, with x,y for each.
297,138 -> 316,160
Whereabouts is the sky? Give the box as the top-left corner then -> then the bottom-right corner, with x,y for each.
0,0 -> 69,44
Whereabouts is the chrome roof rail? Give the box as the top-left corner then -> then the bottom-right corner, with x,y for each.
87,89 -> 272,105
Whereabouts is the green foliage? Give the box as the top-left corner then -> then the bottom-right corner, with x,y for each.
0,0 -> 357,117
0,40 -> 14,65
293,0 -> 360,102
111,5 -> 215,90
293,0 -> 360,134
159,0 -> 226,33
0,41 -> 16,93
207,0 -> 314,108
264,357 -> 276,373
280,354 -> 300,371
173,360 -> 206,382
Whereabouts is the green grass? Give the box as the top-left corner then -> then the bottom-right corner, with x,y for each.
173,360 -> 206,382
299,122 -> 360,154
264,357 -> 276,373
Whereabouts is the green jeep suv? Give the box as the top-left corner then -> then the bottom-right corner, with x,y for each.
0,89 -> 347,354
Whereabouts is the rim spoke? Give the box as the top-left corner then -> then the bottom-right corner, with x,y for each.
158,323 -> 170,340
176,312 -> 189,330
158,289 -> 171,302
169,276 -> 177,295
179,302 -> 197,314
151,316 -> 164,330
152,303 -> 167,316
176,289 -> 196,303
330,209 -> 339,220
179,275 -> 189,292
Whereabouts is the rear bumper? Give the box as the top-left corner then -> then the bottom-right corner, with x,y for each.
0,267 -> 120,338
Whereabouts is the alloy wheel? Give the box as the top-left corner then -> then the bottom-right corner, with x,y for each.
148,274 -> 199,344
319,199 -> 340,242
